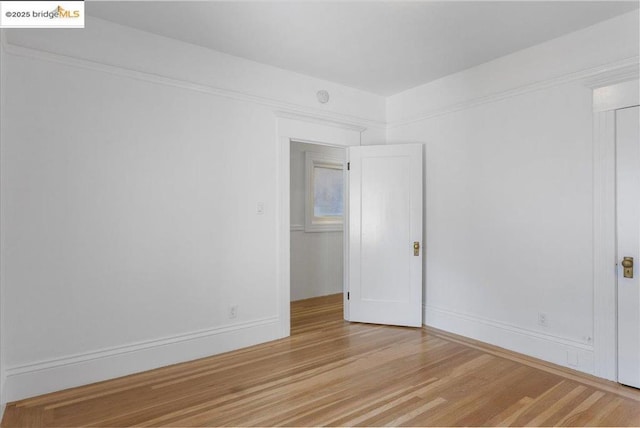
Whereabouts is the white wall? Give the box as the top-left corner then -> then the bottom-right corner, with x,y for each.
387,11 -> 639,374
290,142 -> 344,301
0,19 -> 383,402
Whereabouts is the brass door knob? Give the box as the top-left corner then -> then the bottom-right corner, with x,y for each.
622,257 -> 634,278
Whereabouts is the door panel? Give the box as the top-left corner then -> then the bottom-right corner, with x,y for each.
348,144 -> 423,327
617,105 -> 640,388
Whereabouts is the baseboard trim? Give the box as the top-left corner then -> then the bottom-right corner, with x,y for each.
4,317 -> 281,403
424,305 -> 595,375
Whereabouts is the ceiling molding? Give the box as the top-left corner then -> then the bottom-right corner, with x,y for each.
1,38 -> 385,131
388,56 -> 640,129
2,33 -> 637,134
583,62 -> 639,89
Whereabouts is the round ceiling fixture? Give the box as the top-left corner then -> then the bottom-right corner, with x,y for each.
316,90 -> 330,104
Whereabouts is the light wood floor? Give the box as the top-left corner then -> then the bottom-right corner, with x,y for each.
3,293 -> 640,427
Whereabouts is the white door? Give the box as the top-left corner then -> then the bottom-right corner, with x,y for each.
348,144 -> 423,327
617,105 -> 640,388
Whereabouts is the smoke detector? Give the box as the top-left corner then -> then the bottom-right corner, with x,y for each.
316,90 -> 330,104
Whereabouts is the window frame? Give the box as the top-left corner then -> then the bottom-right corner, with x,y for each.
304,151 -> 345,232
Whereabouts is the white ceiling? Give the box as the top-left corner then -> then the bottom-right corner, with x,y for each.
88,1 -> 639,96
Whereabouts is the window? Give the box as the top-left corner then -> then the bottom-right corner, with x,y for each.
305,151 -> 344,232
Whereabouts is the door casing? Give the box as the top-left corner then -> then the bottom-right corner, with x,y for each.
277,114 -> 363,337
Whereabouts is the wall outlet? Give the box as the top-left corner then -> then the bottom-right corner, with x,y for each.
538,312 -> 548,327
229,305 -> 238,319
256,202 -> 264,215
567,350 -> 579,367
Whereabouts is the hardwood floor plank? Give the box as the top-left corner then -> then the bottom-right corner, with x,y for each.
597,400 -> 640,426
524,384 -> 588,426
486,396 -> 534,427
554,390 -> 606,426
3,293 -> 640,427
388,396 -> 447,427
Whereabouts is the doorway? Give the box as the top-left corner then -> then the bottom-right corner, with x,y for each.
289,141 -> 346,333
276,115 -> 424,337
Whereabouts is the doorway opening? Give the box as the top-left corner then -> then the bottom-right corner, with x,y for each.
289,141 -> 346,334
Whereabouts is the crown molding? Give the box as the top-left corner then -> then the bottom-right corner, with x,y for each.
1,38 -> 385,131
583,62 -> 639,89
388,56 -> 640,129
2,33 -> 637,135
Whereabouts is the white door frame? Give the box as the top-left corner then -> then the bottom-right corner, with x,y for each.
276,112 -> 363,337
592,78 -> 639,381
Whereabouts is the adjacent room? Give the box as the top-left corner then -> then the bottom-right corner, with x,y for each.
0,1 -> 639,426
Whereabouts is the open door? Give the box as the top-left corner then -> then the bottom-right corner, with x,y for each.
617,105 -> 640,388
347,144 -> 423,327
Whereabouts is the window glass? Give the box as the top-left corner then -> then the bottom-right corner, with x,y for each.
313,166 -> 344,217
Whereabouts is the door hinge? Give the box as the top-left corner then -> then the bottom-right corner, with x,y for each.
347,292 -> 350,300
347,162 -> 350,171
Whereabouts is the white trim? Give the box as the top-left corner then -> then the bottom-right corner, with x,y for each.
343,150 -> 351,322
388,56 -> 639,129
594,80 -> 640,113
425,305 -> 595,374
4,317 -> 280,402
592,79 -> 640,382
275,111 -> 367,133
1,38 -> 384,132
584,62 -> 640,90
277,134 -> 291,339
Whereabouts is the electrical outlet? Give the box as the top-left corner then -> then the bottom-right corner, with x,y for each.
256,202 -> 264,215
538,312 -> 548,327
229,305 -> 238,319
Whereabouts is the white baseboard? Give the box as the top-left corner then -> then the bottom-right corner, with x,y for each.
1,368 -> 6,418
424,305 -> 595,374
4,317 -> 281,403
